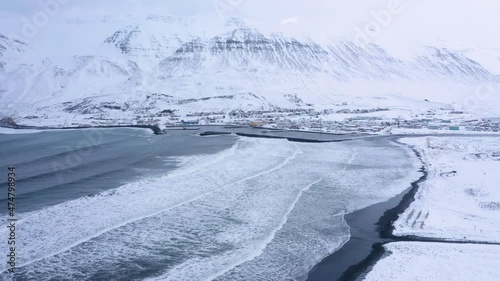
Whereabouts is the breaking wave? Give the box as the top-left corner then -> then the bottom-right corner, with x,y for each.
0,137 -> 419,280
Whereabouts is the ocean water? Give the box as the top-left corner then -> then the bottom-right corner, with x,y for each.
0,128 -> 235,213
0,128 -> 418,280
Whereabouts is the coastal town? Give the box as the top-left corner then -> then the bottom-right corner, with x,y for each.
144,107 -> 500,134
15,106 -> 500,135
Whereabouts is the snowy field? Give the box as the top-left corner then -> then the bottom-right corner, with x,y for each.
363,242 -> 500,281
390,128 -> 500,135
364,136 -> 500,281
394,137 -> 500,242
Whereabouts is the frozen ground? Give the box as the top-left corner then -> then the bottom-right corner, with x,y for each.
394,137 -> 500,242
363,242 -> 500,281
390,128 -> 500,135
364,136 -> 500,281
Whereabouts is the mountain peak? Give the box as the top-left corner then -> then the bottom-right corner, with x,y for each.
225,17 -> 247,28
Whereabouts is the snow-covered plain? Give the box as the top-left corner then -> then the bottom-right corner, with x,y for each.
364,136 -> 500,281
395,137 -> 500,242
390,128 -> 500,135
364,242 -> 500,281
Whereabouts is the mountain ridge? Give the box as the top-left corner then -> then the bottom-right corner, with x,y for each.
0,15 -> 499,124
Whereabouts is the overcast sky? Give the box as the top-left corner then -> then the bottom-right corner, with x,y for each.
1,0 -> 499,50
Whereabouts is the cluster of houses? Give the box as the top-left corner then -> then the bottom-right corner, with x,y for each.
149,108 -> 500,134
108,107 -> 500,133
462,119 -> 500,132
322,108 -> 390,114
24,107 -> 500,134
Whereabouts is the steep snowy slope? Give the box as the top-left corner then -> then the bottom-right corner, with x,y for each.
0,11 -> 499,124
159,28 -> 495,82
100,14 -> 217,66
0,33 -> 28,57
0,34 -> 30,111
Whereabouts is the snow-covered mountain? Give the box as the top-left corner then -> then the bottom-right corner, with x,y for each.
0,12 -> 499,125
0,33 -> 28,57
159,27 -> 494,81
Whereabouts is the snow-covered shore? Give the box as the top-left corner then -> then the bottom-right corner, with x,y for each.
364,136 -> 500,280
395,137 -> 500,242
364,242 -> 500,281
0,127 -> 42,134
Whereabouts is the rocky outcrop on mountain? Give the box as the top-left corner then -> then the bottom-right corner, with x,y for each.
0,33 -> 28,56
101,16 -> 197,60
103,26 -> 141,54
160,28 -> 332,73
159,28 -> 495,82
1,15 -> 499,120
414,47 -> 492,81
0,117 -> 18,127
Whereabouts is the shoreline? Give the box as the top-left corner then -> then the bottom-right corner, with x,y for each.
340,144 -> 428,281
4,122 -> 500,140
5,126 -> 499,279
0,124 -> 163,135
308,138 -> 500,281
200,131 -> 355,143
306,141 -> 427,281
357,137 -> 500,281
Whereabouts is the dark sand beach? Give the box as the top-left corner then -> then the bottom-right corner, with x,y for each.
306,146 -> 427,281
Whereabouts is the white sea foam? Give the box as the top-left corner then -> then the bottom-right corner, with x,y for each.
0,138 -> 296,271
0,127 -> 42,134
0,137 -> 421,280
